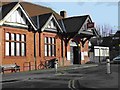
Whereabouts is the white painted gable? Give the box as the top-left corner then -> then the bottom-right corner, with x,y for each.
81,17 -> 92,31
79,17 -> 94,34
42,14 -> 63,32
44,18 -> 58,32
78,16 -> 94,35
5,8 -> 26,25
46,19 -> 57,29
0,3 -> 37,30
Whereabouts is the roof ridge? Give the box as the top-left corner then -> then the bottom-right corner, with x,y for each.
62,15 -> 89,20
20,1 -> 52,10
19,1 -> 62,19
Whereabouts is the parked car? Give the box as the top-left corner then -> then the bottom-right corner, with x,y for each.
112,55 -> 120,64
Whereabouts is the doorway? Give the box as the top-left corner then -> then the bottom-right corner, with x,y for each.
70,46 -> 81,64
70,41 -> 81,65
73,47 -> 80,64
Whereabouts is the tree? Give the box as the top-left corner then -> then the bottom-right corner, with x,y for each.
96,24 -> 114,37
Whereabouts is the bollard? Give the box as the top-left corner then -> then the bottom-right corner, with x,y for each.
54,59 -> 58,73
106,57 -> 111,74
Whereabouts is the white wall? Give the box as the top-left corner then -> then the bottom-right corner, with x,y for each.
94,46 -> 109,57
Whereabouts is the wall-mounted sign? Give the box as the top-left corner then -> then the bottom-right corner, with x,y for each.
87,22 -> 94,29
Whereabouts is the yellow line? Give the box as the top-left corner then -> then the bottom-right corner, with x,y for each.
72,79 -> 75,89
68,80 -> 71,89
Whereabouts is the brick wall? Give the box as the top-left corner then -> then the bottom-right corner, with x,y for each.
38,32 -> 70,67
1,26 -> 35,72
80,40 -> 89,64
66,39 -> 89,65
1,26 -> 90,73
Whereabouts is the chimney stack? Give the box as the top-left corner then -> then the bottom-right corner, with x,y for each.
60,11 -> 67,18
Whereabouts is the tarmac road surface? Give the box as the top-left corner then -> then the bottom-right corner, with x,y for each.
1,64 -> 119,89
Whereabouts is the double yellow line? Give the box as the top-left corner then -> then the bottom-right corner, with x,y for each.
68,79 -> 76,90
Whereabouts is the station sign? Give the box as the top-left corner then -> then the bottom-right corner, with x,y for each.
87,22 -> 94,29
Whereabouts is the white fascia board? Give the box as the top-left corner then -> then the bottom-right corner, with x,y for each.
19,5 -> 37,31
2,3 -> 20,23
4,22 -> 28,28
79,16 -> 99,37
78,16 -> 92,34
41,15 -> 52,32
0,20 -> 3,25
1,3 -> 37,31
60,19 -> 66,33
73,16 -> 90,39
52,15 -> 63,32
41,14 -> 63,32
0,3 -> 20,26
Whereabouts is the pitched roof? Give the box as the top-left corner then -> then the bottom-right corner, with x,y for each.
58,19 -> 66,33
20,2 -> 62,19
0,2 -> 18,20
114,30 -> 120,37
0,2 -> 62,20
32,13 -> 52,29
32,13 -> 63,33
61,15 -> 89,33
0,2 -> 37,30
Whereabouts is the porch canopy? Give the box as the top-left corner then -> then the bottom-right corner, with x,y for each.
59,15 -> 99,46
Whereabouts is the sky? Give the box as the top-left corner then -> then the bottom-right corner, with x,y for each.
1,0 -> 119,33
23,0 -> 118,34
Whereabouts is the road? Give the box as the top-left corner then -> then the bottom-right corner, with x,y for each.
1,64 -> 119,89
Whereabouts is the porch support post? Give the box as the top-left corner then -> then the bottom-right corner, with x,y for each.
77,42 -> 81,64
34,32 -> 37,70
62,38 -> 64,66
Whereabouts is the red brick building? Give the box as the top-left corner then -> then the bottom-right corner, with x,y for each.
0,2 -> 98,72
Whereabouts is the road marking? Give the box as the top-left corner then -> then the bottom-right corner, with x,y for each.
1,79 -> 21,84
68,79 -> 76,90
68,80 -> 72,89
72,79 -> 75,89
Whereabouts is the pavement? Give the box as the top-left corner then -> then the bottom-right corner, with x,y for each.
1,63 -> 119,89
69,64 -> 119,89
1,64 -> 98,82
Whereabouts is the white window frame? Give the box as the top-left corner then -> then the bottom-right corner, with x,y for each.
11,42 -> 15,56
5,42 -> 10,56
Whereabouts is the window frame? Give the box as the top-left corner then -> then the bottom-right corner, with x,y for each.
44,36 -> 56,57
5,32 -> 26,57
